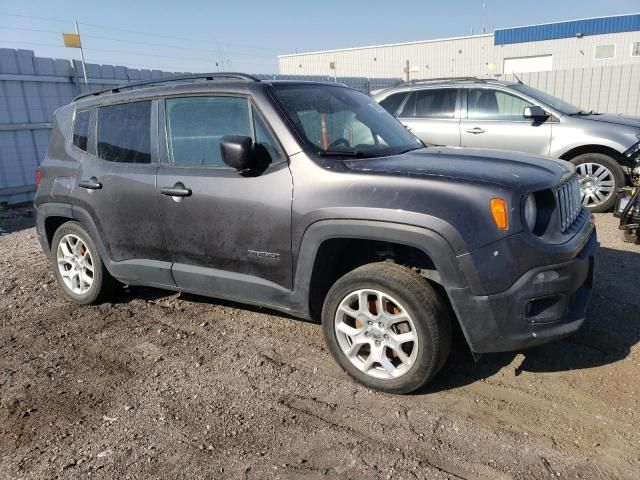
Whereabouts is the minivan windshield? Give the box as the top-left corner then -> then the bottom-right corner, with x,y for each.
270,84 -> 423,158
510,84 -> 587,115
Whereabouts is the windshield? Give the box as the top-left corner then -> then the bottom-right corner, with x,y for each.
270,84 -> 422,158
511,84 -> 586,115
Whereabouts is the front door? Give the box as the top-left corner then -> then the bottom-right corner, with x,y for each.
72,100 -> 173,286
460,87 -> 552,156
156,95 -> 293,306
396,88 -> 461,147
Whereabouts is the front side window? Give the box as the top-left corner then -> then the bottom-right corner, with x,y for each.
467,89 -> 532,121
97,101 -> 151,163
400,89 -> 457,119
72,109 -> 90,151
166,96 -> 250,167
271,84 -> 421,157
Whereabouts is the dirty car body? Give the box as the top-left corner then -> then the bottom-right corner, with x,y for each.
34,74 -> 598,393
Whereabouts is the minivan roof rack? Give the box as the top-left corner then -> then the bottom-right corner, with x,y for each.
402,76 -> 488,85
74,72 -> 261,101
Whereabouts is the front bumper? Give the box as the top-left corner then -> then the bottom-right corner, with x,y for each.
448,229 -> 599,353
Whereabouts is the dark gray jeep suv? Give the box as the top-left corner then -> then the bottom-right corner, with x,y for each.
35,73 -> 598,393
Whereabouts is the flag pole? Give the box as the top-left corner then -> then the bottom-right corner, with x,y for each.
75,20 -> 88,85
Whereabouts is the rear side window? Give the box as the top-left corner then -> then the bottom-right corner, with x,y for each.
72,109 -> 90,151
379,93 -> 407,115
166,96 -> 251,167
97,101 -> 152,163
400,89 -> 457,119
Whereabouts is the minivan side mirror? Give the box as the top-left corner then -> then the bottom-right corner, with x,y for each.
220,135 -> 257,171
523,105 -> 549,120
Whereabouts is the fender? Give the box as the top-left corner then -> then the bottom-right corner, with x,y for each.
289,219 -> 469,317
35,202 -> 74,255
36,202 -> 114,272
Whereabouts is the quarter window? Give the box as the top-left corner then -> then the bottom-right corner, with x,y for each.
97,101 -> 152,163
467,89 -> 532,120
166,96 -> 251,167
72,109 -> 90,151
379,93 -> 407,115
253,109 -> 284,164
632,42 -> 640,57
399,89 -> 457,119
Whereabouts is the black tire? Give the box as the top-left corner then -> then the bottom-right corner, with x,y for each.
623,229 -> 639,244
50,221 -> 117,304
321,262 -> 452,394
570,153 -> 626,213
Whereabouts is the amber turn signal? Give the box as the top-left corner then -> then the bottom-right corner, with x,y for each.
490,198 -> 508,230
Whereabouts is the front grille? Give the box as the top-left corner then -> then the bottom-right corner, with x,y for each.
556,175 -> 582,232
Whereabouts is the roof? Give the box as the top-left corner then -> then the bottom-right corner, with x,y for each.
277,34 -> 493,58
278,13 -> 640,58
494,12 -> 640,45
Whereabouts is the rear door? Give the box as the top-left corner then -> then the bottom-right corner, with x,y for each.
156,95 -> 293,303
396,88 -> 461,146
73,100 -> 173,286
460,87 -> 552,156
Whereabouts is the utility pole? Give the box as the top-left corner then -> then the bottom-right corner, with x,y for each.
75,21 -> 88,84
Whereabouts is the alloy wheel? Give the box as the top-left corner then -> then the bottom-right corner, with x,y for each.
56,234 -> 94,295
576,162 -> 616,208
334,289 -> 419,380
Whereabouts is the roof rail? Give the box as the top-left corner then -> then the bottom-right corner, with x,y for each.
403,76 -> 488,85
74,72 -> 261,101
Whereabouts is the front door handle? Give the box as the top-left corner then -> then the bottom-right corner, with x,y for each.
465,127 -> 486,134
78,179 -> 102,190
160,186 -> 192,197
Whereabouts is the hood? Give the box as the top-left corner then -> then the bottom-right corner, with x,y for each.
579,113 -> 640,128
345,147 -> 571,191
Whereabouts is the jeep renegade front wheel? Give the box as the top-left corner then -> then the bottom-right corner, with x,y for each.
51,221 -> 116,304
322,262 -> 451,394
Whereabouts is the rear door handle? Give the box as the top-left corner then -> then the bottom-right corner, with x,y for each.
78,179 -> 102,190
465,127 -> 486,134
160,186 -> 192,197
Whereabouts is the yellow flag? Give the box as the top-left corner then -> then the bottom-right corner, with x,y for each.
62,33 -> 81,48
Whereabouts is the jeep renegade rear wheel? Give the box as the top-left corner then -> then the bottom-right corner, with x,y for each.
322,262 -> 451,394
51,221 -> 117,304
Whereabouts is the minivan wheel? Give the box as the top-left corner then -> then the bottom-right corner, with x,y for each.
51,221 -> 116,304
570,153 -> 625,212
322,262 -> 451,394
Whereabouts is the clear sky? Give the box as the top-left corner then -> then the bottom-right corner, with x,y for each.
0,0 -> 638,74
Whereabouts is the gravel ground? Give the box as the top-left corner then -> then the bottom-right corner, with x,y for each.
0,207 -> 639,479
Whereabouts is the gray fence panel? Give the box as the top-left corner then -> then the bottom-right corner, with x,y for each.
2,47 -> 638,205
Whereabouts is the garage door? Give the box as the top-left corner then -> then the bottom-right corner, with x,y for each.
504,55 -> 553,74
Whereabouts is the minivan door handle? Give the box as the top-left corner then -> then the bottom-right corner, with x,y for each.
160,185 -> 192,197
465,127 -> 486,134
78,179 -> 102,190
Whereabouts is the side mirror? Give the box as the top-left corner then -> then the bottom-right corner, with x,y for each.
220,135 -> 256,171
523,105 -> 549,120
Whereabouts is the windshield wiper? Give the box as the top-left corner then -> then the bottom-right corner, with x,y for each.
396,146 -> 423,155
317,150 -> 374,158
569,110 -> 600,116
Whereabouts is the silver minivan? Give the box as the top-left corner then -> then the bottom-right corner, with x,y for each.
374,78 -> 640,212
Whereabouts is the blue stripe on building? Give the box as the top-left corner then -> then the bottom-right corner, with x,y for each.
494,14 -> 640,45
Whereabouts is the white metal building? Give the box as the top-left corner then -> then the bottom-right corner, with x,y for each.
278,14 -> 640,80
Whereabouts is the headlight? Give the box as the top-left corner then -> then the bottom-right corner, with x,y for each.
523,194 -> 537,231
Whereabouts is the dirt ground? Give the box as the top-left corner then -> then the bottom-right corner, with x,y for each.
0,207 -> 638,480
